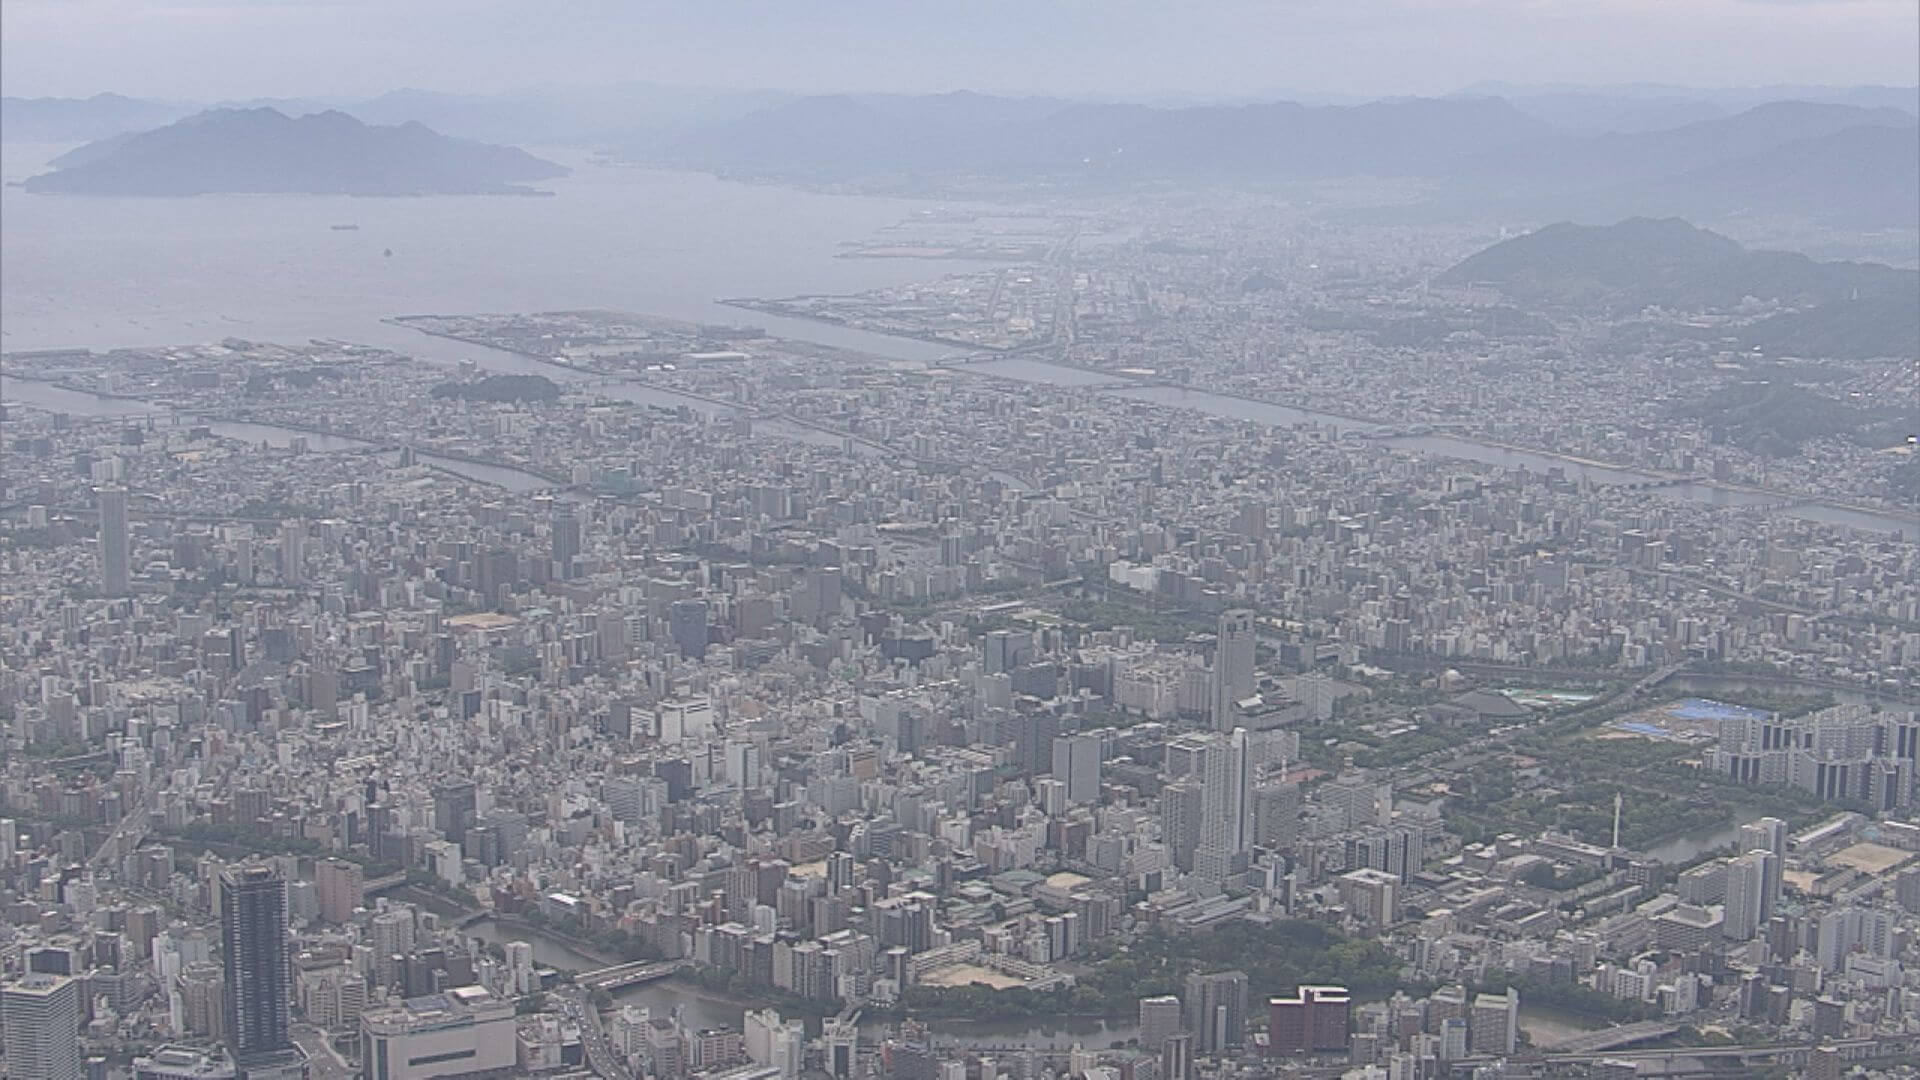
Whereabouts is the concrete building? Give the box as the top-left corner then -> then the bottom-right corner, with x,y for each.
1268,984 -> 1351,1054
359,985 -> 516,1080
1183,969 -> 1247,1054
133,1047 -> 238,1080
1050,733 -> 1101,805
1469,988 -> 1519,1056
1139,993 -> 1183,1052
315,859 -> 363,925
96,485 -> 129,596
4,974 -> 82,1080
1211,610 -> 1256,729
1724,850 -> 1774,942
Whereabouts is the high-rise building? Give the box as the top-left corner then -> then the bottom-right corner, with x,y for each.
1183,969 -> 1248,1054
670,598 -> 710,660
1252,781 -> 1301,852
4,974 -> 83,1080
1268,985 -> 1351,1054
1050,734 -> 1102,805
315,859 -> 363,926
983,629 -> 1033,675
1739,817 -> 1788,915
1160,1032 -> 1194,1080
1161,780 -> 1204,873
1139,994 -> 1184,1053
550,506 -> 581,580
96,485 -> 130,596
220,865 -> 291,1060
279,520 -> 306,587
1211,610 -> 1256,729
433,781 -> 477,844
178,962 -> 227,1041
1724,850 -> 1774,942
370,908 -> 417,989
1469,988 -> 1519,1056
1195,728 -> 1251,880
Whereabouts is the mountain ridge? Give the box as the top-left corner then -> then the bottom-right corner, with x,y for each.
1438,218 -> 1919,358
21,108 -> 569,196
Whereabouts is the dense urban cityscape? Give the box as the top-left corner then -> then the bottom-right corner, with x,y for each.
2,170 -> 1916,1080
2,2 -> 1918,1075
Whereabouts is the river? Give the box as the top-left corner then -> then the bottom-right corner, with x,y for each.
7,140 -> 1912,536
1642,806 -> 1773,865
973,361 -> 1918,536
1518,1003 -> 1606,1048
0,374 -> 553,492
463,918 -> 1138,1049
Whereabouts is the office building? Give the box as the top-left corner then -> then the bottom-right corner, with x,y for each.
1268,985 -> 1351,1054
133,1047 -> 238,1080
1195,727 -> 1251,880
359,985 -> 515,1080
1469,988 -> 1519,1056
1139,994 -> 1183,1052
280,519 -> 305,587
1337,867 -> 1401,927
983,629 -> 1033,675
670,598 -> 710,659
550,505 -> 581,579
1161,1032 -> 1193,1080
1724,850 -> 1774,942
97,485 -> 130,596
1252,780 -> 1301,852
220,865 -> 292,1059
1183,969 -> 1248,1054
315,859 -> 363,925
657,696 -> 714,745
1211,610 -> 1256,729
1739,817 -> 1788,914
1161,780 -> 1204,872
432,781 -> 477,844
4,974 -> 83,1080
1050,733 -> 1102,805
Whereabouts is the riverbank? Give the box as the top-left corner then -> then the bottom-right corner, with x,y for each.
717,297 -> 1021,354
383,317 -> 745,414
953,355 -> 1917,535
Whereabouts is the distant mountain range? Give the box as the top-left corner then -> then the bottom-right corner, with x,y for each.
645,92 -> 1567,184
6,83 -> 1915,228
20,108 -> 568,196
1,83 -> 790,148
1437,218 -> 1919,358
1448,101 -> 1920,228
0,92 -> 193,142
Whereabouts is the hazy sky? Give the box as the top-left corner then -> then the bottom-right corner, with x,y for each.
4,0 -> 1916,101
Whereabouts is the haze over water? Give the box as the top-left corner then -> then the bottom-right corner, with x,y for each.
0,144 -> 961,363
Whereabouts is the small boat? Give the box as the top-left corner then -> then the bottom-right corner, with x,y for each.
382,248 -> 393,258
330,224 -> 359,231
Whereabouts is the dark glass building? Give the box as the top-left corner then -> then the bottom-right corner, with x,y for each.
220,865 -> 291,1059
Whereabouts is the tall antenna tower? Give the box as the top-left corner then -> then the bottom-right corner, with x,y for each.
1612,791 -> 1624,850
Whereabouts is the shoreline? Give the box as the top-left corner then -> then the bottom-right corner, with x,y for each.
383,317 -> 745,413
